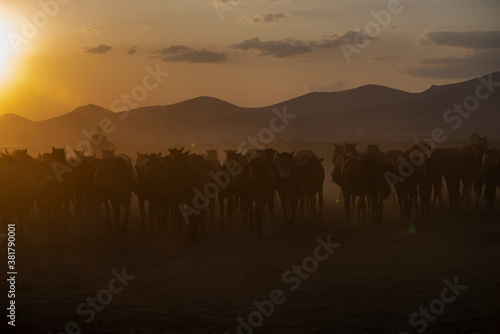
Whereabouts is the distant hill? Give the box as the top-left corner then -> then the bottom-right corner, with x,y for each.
0,71 -> 499,147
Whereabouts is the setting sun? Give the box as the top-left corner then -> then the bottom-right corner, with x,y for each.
0,20 -> 14,88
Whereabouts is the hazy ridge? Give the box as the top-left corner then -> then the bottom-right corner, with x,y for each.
1,72 -> 498,147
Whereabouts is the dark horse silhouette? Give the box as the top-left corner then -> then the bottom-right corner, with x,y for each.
248,158 -> 276,236
391,146 -> 424,221
333,150 -> 381,225
476,148 -> 500,211
71,152 -> 102,218
135,153 -> 167,234
93,149 -> 135,234
277,152 -> 306,226
0,151 -> 36,239
298,154 -> 324,223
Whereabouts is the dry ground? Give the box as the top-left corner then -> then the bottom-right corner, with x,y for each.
2,194 -> 500,334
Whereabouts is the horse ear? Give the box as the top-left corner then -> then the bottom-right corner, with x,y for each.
168,148 -> 173,153
291,151 -> 295,156
376,144 -> 379,148
354,143 -> 358,147
319,157 -> 324,162
112,149 -> 116,153
52,146 -> 54,150
180,147 -> 185,152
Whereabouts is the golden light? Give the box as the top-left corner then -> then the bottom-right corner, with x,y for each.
0,19 -> 16,89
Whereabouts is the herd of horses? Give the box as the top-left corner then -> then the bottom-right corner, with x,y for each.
0,134 -> 498,243
332,135 -> 498,226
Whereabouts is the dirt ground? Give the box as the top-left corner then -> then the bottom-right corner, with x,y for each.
1,189 -> 499,334
1,142 -> 500,334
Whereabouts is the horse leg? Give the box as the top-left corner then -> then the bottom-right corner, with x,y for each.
356,196 -> 361,225
111,199 -> 120,235
397,189 -> 404,221
103,200 -> 111,231
123,195 -> 131,233
255,200 -> 263,237
378,196 -> 384,224
298,191 -> 305,221
290,193 -> 298,225
318,186 -> 324,223
268,194 -> 275,222
207,197 -> 215,224
461,178 -> 469,205
343,189 -> 351,224
248,201 -> 255,236
309,191 -> 316,224
474,180 -> 483,210
485,184 -> 495,211
139,197 -> 146,233
360,195 -> 367,226
218,194 -> 225,229
227,195 -> 234,229
247,199 -> 255,233
281,193 -> 289,226
148,203 -> 156,233
61,197 -> 69,234
373,194 -> 379,224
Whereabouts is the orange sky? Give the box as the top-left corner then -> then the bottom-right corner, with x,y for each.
0,0 -> 499,120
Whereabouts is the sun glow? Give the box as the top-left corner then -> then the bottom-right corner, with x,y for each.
0,20 -> 15,89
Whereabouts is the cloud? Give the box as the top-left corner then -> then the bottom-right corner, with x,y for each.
404,50 -> 500,79
127,47 -> 138,55
313,31 -> 374,48
77,27 -> 101,34
421,30 -> 500,50
363,54 -> 393,61
83,44 -> 112,55
310,80 -> 348,92
246,12 -> 298,24
230,37 -> 312,58
151,45 -> 226,63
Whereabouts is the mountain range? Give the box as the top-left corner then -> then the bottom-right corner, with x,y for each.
1,72 -> 499,148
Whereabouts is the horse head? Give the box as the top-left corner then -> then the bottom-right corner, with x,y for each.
12,149 -> 33,163
277,152 -> 294,180
51,147 -> 67,164
102,148 -> 116,160
343,142 -> 358,156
